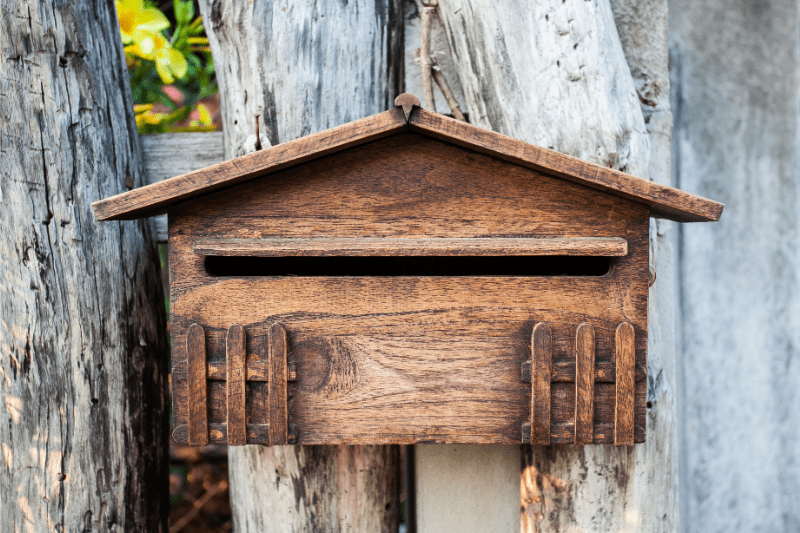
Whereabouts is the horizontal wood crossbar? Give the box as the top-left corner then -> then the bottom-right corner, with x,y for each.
172,360 -> 297,381
520,360 -> 646,383
194,237 -> 628,257
172,423 -> 298,444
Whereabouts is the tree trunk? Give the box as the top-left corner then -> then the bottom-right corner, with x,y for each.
671,1 -> 800,531
431,0 -> 677,530
196,1 -> 403,530
0,2 -> 169,532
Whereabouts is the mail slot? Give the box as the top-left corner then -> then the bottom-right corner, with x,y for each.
93,94 -> 723,447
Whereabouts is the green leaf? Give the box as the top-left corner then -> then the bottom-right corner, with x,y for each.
174,0 -> 194,26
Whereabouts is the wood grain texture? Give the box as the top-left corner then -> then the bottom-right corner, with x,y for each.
574,323 -> 596,444
187,324 -> 209,445
92,109 -> 407,221
170,313 -> 648,444
97,109 -> 722,225
268,323 -> 289,445
195,236 -> 628,257
167,133 -> 650,445
408,108 -> 722,223
522,360 -> 646,383
614,322 -> 635,446
672,3 -> 800,530
195,1 -> 403,529
226,324 -> 247,445
141,132 -> 226,185
174,423 -> 270,444
416,1 -> 676,531
531,323 -> 553,445
141,132 -> 225,242
0,2 -> 170,530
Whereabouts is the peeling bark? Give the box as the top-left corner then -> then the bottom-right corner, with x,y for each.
196,1 -> 403,530
0,1 -> 169,532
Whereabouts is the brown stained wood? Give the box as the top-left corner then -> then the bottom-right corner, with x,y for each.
407,108 -> 723,223
194,237 -> 628,257
187,324 -> 209,445
521,360 -> 646,383
166,132 -> 651,445
614,322 -> 636,446
574,323 -> 595,444
92,108 -> 408,221
198,360 -> 296,381
395,93 -> 420,121
226,324 -> 247,445
550,423 -> 645,444
94,111 -> 722,225
172,362 -> 646,444
531,323 -> 553,445
173,423 -> 270,444
268,323 -> 289,445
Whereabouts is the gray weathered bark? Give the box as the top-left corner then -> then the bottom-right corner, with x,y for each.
429,0 -> 678,531
0,1 -> 169,532
196,1 -> 403,530
671,1 -> 800,531
437,0 -> 650,178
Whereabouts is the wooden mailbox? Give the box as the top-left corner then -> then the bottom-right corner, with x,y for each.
93,94 -> 722,447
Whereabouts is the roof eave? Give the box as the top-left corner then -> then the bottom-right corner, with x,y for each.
407,108 -> 723,223
92,95 -> 722,224
92,107 -> 409,221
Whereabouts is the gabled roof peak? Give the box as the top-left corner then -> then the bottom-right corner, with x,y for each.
93,94 -> 722,223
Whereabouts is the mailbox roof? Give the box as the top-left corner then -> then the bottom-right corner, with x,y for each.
93,95 -> 723,223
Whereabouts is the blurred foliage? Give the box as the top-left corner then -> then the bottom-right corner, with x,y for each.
117,0 -> 217,133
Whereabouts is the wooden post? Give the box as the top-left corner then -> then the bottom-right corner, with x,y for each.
426,0 -> 678,530
0,1 -> 170,531
671,0 -> 800,530
196,1 -> 403,529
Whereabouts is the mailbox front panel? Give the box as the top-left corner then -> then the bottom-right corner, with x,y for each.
168,133 -> 650,445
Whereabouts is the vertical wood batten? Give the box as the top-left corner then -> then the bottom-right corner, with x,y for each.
226,324 -> 247,445
531,323 -> 552,445
268,322 -> 289,445
187,324 -> 209,445
575,323 -> 595,444
614,322 -> 635,446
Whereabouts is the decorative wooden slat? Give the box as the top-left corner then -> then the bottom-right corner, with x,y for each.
173,423 -> 271,444
226,324 -> 247,445
172,423 -> 298,445
531,322 -> 552,445
574,323 -> 596,444
205,360 -> 297,382
186,324 -> 209,446
520,360 -> 646,383
550,422 -> 645,445
268,322 -> 289,445
614,322 -> 636,446
194,237 -> 628,257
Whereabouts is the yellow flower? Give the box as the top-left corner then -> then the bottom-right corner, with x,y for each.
194,104 -> 213,127
126,31 -> 188,84
154,41 -> 188,84
116,0 -> 169,45
134,103 -> 167,130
